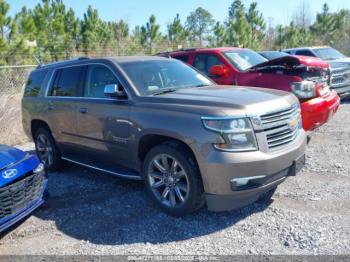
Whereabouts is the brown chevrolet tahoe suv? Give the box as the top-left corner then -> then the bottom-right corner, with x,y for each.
22,56 -> 306,216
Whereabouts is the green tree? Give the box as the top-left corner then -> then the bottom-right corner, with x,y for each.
226,0 -> 251,47
211,21 -> 226,46
226,1 -> 266,49
310,3 -> 337,45
0,0 -> 10,38
186,7 -> 214,46
64,8 -> 80,56
246,2 -> 266,48
0,0 -> 10,64
141,15 -> 161,54
112,19 -> 129,55
81,5 -> 114,55
167,14 -> 187,49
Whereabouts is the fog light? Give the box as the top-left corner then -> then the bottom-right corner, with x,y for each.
33,163 -> 45,174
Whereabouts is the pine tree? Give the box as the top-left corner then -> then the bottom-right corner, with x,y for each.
167,14 -> 187,50
141,15 -> 161,54
186,7 -> 214,46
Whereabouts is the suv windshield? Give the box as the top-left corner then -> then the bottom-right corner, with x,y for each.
314,47 -> 345,60
120,59 -> 213,95
223,49 -> 267,71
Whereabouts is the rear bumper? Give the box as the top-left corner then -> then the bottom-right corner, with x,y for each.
301,90 -> 340,131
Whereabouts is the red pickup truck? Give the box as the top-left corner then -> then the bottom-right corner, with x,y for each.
162,47 -> 340,131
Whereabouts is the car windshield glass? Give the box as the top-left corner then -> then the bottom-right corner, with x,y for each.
314,47 -> 345,60
120,59 -> 213,95
224,50 -> 267,71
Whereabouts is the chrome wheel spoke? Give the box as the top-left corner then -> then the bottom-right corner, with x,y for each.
161,186 -> 170,200
170,159 -> 178,173
169,189 -> 176,207
174,186 -> 185,202
149,172 -> 163,180
177,183 -> 188,193
175,171 -> 186,180
152,180 -> 165,189
153,159 -> 166,173
161,155 -> 170,171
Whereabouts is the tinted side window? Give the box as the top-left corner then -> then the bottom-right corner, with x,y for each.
50,66 -> 84,97
84,65 -> 118,98
193,54 -> 223,75
24,70 -> 48,97
173,55 -> 189,63
295,50 -> 315,57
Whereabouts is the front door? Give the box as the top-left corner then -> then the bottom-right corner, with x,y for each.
192,53 -> 232,85
75,64 -> 133,170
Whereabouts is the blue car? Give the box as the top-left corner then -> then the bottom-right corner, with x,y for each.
0,144 -> 48,233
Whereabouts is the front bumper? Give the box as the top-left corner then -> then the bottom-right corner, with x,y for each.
0,197 -> 45,233
300,90 -> 340,131
191,129 -> 306,212
205,154 -> 305,212
0,165 -> 47,233
332,84 -> 350,99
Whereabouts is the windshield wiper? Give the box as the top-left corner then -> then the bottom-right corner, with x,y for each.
152,88 -> 178,96
194,84 -> 210,87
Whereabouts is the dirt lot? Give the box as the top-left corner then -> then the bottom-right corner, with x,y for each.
0,103 -> 349,255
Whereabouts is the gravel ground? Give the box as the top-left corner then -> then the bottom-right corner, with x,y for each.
0,103 -> 349,255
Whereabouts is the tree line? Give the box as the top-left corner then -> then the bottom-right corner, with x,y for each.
0,0 -> 349,65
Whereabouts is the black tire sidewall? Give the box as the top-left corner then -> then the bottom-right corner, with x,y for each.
142,144 -> 204,216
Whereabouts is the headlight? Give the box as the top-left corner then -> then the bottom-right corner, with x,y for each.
290,81 -> 316,99
33,162 -> 45,174
202,117 -> 258,152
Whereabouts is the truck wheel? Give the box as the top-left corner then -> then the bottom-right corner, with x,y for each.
257,187 -> 277,204
143,142 -> 205,216
34,128 -> 63,171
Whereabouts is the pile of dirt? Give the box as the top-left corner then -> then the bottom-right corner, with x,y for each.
0,94 -> 30,146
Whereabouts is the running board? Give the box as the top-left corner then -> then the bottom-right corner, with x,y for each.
61,157 -> 142,180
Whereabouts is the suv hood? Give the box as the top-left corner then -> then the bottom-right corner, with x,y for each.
250,55 -> 328,70
0,144 -> 26,171
142,85 -> 297,116
328,58 -> 350,68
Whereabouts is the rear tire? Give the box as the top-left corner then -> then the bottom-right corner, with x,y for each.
34,128 -> 63,171
142,142 -> 205,216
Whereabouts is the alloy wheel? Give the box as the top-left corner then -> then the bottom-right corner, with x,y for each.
147,154 -> 190,208
36,134 -> 53,167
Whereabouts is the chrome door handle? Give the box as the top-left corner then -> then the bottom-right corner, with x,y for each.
79,108 -> 88,114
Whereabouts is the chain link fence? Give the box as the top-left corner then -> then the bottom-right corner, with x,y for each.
0,65 -> 36,145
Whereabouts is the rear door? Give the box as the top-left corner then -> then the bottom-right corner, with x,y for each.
75,64 -> 133,170
45,65 -> 85,155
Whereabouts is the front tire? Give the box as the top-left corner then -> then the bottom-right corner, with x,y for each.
34,128 -> 63,171
257,187 -> 277,204
143,142 -> 205,216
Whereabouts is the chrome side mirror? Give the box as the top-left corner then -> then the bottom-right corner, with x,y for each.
104,84 -> 127,98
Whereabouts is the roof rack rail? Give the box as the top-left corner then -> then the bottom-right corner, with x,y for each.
77,56 -> 90,60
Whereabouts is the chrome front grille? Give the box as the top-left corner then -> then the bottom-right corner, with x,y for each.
330,67 -> 350,88
259,104 -> 301,150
